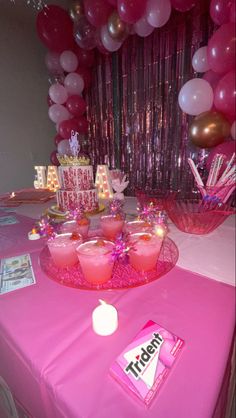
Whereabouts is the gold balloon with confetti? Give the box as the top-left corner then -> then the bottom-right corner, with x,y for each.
189,111 -> 231,148
107,11 -> 129,41
69,0 -> 84,21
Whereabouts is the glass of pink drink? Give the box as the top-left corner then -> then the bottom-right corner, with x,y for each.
61,218 -> 90,238
100,215 -> 124,240
47,233 -> 82,268
76,238 -> 115,284
124,220 -> 152,234
128,232 -> 163,272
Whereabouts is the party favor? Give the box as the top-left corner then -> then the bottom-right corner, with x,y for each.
110,320 -> 184,406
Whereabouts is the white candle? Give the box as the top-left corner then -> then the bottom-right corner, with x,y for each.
28,229 -> 41,240
92,300 -> 118,336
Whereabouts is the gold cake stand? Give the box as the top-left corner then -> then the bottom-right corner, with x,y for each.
46,204 -> 106,222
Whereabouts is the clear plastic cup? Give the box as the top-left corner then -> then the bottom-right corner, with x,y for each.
47,233 -> 82,268
124,220 -> 152,234
128,232 -> 163,272
60,218 -> 90,238
100,215 -> 124,240
76,238 -> 115,284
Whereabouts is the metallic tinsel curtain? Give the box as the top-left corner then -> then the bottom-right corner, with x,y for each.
85,1 -> 215,196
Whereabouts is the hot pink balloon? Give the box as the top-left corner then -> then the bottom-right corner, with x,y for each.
171,0 -> 196,11
59,51 -> 78,73
100,25 -> 122,51
214,70 -> 236,118
206,140 -> 235,172
230,0 -> 236,21
210,0 -> 233,25
48,104 -> 71,124
146,0 -> 172,28
64,73 -> 84,96
203,70 -> 222,90
134,15 -> 154,37
106,0 -> 117,5
178,78 -> 214,116
207,23 -> 236,74
117,0 -> 147,24
192,46 -> 210,73
45,51 -> 63,75
66,95 -> 87,116
49,83 -> 68,105
50,150 -> 60,166
84,0 -> 113,27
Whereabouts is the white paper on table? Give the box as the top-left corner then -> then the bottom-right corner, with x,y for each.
0,254 -> 36,295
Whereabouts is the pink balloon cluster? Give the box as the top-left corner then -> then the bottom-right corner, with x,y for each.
36,5 -> 96,165
178,0 -> 235,154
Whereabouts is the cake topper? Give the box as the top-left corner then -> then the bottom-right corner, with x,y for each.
69,130 -> 80,157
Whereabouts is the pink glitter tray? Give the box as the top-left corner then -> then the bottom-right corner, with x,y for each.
39,237 -> 178,291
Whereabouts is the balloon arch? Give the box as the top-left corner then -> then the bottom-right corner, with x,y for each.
34,0 -> 235,169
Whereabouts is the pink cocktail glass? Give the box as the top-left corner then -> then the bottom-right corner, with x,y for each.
128,232 -> 163,272
100,215 -> 124,240
47,233 -> 82,268
76,238 -> 115,284
60,218 -> 90,238
124,220 -> 152,234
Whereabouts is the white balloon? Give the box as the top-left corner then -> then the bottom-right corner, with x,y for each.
146,0 -> 171,28
49,83 -> 68,105
100,25 -> 122,52
64,72 -> 84,96
57,139 -> 71,155
134,16 -> 154,37
48,104 -> 70,124
60,51 -> 78,73
178,78 -> 214,116
192,46 -> 210,73
231,121 -> 236,140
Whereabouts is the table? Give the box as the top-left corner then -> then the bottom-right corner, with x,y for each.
0,198 -> 235,418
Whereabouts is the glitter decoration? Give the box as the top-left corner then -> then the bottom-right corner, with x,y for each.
10,0 -> 47,11
68,204 -> 85,221
36,216 -> 56,239
111,233 -> 135,263
108,198 -> 124,217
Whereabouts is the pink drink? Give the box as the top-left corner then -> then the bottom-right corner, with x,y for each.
124,220 -> 152,234
100,215 -> 124,240
128,232 -> 163,272
61,219 -> 90,238
48,233 -> 82,268
76,239 -> 115,284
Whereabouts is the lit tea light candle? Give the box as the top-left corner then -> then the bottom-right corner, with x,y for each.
92,300 -> 118,336
28,228 -> 41,240
10,192 -> 15,198
154,224 -> 167,238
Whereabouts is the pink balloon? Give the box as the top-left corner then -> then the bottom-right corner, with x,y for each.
84,0 -> 113,27
50,150 -> 60,166
203,70 -> 222,90
49,83 -> 68,105
57,139 -> 71,155
207,23 -> 236,74
178,78 -> 214,116
48,104 -> 71,124
146,0 -> 172,28
100,25 -> 122,51
117,0 -> 147,24
192,46 -> 210,73
59,51 -> 78,73
54,134 -> 63,146
231,121 -> 236,139
66,95 -> 87,116
214,70 -> 236,118
106,0 -> 117,5
64,73 -> 84,96
171,0 -> 196,11
210,0 -> 233,25
134,15 -> 154,37
45,51 -> 63,75
206,140 -> 235,172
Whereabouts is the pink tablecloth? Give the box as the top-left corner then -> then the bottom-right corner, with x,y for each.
0,213 -> 235,418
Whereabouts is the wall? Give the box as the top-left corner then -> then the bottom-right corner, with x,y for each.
0,1 -> 61,194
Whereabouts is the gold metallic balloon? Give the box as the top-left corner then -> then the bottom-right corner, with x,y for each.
107,11 -> 129,41
69,0 -> 84,22
189,111 -> 231,148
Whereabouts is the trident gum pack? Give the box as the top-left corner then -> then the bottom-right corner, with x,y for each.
110,320 -> 184,406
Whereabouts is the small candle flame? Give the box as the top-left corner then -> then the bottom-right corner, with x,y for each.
154,225 -> 166,238
31,228 -> 37,234
10,192 -> 15,198
99,299 -> 106,306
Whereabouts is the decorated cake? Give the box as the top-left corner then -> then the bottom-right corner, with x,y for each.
56,132 -> 99,213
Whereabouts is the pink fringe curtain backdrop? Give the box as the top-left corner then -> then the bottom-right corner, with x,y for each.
85,1 -> 214,196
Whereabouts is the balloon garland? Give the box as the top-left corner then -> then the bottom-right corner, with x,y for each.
178,0 -> 236,155
34,0 -> 199,165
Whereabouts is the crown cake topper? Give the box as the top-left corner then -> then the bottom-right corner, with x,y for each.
57,130 -> 90,166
